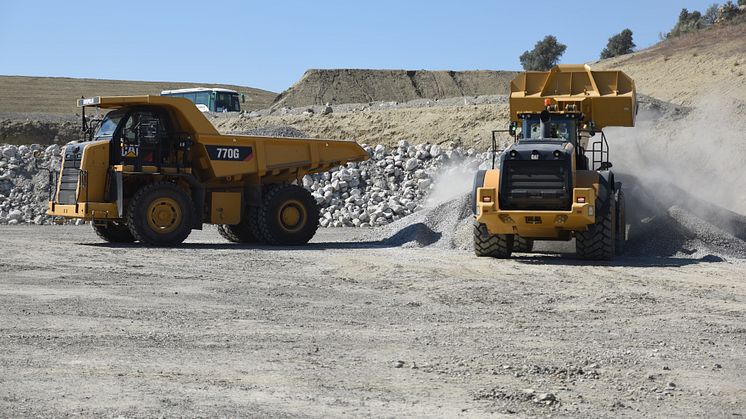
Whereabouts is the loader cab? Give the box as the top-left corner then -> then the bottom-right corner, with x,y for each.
516,111 -> 589,171
94,106 -> 175,169
519,112 -> 580,144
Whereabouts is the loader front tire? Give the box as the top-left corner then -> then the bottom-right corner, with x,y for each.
575,190 -> 616,260
127,182 -> 194,246
257,184 -> 319,245
474,223 -> 514,258
92,221 -> 136,243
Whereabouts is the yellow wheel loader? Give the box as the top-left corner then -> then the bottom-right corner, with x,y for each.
47,95 -> 368,246
473,65 -> 636,260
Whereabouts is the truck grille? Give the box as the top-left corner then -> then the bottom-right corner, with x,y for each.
57,148 -> 83,204
500,160 -> 572,210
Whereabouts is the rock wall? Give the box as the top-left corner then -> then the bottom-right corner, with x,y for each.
272,69 -> 518,108
0,118 -> 79,146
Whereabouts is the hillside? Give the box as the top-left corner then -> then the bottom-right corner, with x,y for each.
0,76 -> 277,115
271,69 -> 518,108
594,21 -> 746,105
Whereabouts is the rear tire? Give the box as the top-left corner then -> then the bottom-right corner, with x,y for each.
576,189 -> 616,260
513,236 -> 534,253
257,184 -> 319,245
474,223 -> 513,258
92,221 -> 136,243
126,182 -> 194,246
217,207 -> 261,243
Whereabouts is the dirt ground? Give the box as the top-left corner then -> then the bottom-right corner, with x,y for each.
1,225 -> 745,417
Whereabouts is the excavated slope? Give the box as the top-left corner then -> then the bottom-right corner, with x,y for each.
271,69 -> 518,108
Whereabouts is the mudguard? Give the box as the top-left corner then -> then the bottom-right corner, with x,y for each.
471,169 -> 487,215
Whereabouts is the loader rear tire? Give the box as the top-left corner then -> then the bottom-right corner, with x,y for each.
126,182 -> 195,246
513,236 -> 534,253
575,190 -> 616,260
474,223 -> 513,258
92,221 -> 136,243
615,188 -> 626,255
257,184 -> 319,245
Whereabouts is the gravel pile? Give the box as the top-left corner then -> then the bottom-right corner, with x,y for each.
360,192 -> 474,250
233,126 -> 309,138
303,140 -> 488,227
622,176 -> 746,259
0,143 -> 61,225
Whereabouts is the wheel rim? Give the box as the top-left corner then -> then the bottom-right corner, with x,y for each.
146,197 -> 182,234
277,200 -> 306,232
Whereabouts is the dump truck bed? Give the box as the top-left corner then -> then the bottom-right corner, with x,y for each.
196,133 -> 368,181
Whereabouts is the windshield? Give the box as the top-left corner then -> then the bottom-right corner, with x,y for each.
216,92 -> 240,112
95,110 -> 125,139
522,116 -> 576,141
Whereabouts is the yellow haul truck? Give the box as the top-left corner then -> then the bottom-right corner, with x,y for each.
47,95 -> 368,246
473,64 -> 636,260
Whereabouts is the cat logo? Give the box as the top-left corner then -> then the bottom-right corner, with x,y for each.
122,145 -> 139,158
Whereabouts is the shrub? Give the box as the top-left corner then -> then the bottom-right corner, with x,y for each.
600,29 -> 636,59
519,35 -> 567,71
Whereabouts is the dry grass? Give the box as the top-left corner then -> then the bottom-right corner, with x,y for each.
0,76 -> 277,116
594,20 -> 746,105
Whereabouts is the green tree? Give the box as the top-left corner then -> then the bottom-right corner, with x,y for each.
600,29 -> 636,59
519,35 -> 567,71
667,8 -> 704,37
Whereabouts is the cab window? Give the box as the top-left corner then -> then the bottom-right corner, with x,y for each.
124,111 -> 168,142
94,110 -> 126,139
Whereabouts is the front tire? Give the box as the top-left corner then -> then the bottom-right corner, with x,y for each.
474,223 -> 514,258
513,236 -> 534,253
257,184 -> 319,245
92,221 -> 136,243
126,182 -> 194,246
576,189 -> 616,260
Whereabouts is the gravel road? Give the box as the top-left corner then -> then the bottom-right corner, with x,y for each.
1,226 -> 745,417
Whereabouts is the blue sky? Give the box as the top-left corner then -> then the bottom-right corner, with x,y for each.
0,0 -> 719,93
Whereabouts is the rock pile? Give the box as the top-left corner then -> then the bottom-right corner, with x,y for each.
303,140 -> 489,227
0,139 -> 489,227
0,143 -> 62,225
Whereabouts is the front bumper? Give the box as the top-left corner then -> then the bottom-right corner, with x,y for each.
475,187 -> 596,238
47,201 -> 119,221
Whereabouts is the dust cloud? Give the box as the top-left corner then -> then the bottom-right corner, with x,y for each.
606,94 -> 746,215
424,158 -> 488,208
